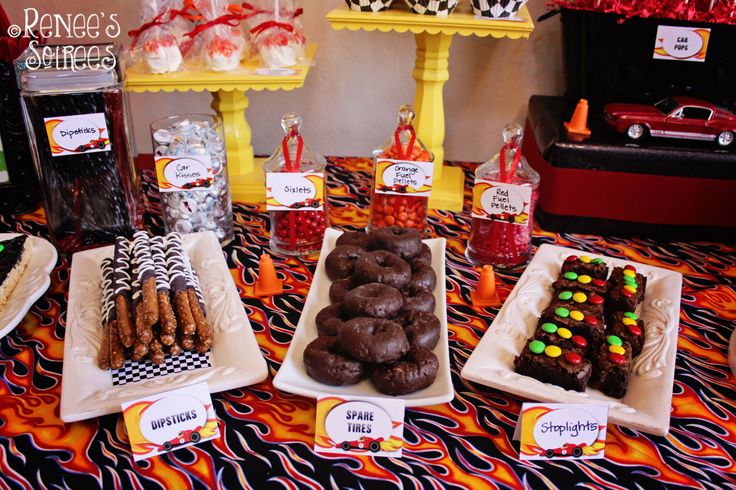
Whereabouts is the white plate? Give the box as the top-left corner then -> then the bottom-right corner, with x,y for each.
60,231 -> 268,423
273,228 -> 453,407
461,243 -> 682,436
0,233 -> 58,339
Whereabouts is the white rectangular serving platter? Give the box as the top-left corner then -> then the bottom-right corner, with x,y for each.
461,243 -> 682,436
60,231 -> 268,423
273,228 -> 453,407
0,233 -> 58,339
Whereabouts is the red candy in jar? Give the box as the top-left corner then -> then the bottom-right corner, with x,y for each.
264,113 -> 328,256
369,105 -> 434,234
466,123 -> 540,269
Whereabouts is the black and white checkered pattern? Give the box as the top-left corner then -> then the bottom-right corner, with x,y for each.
345,0 -> 395,12
112,351 -> 211,386
472,0 -> 528,18
405,0 -> 459,16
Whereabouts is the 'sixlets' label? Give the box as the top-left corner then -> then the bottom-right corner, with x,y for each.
44,112 -> 111,157
471,179 -> 532,225
155,155 -> 214,193
266,172 -> 325,211
374,158 -> 433,197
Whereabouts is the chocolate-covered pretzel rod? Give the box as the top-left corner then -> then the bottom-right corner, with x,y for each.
130,249 -> 152,361
109,320 -> 125,369
150,235 -> 177,346
131,231 -> 159,326
148,338 -> 165,365
182,255 -> 213,354
97,258 -> 115,370
165,233 -> 196,337
113,237 -> 135,348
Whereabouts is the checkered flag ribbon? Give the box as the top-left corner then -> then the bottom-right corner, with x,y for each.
345,0 -> 395,12
112,351 -> 211,386
405,0 -> 460,16
472,0 -> 528,18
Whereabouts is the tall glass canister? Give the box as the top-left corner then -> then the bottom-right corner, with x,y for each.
15,44 -> 140,254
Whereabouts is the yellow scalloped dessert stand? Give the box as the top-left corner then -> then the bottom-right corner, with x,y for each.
125,45 -> 317,202
327,6 -> 534,211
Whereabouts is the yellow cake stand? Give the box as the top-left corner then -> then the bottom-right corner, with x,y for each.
327,6 -> 534,211
125,45 -> 317,203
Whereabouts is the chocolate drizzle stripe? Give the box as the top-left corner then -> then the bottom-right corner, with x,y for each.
100,258 -> 116,324
149,236 -> 170,292
131,231 -> 156,282
165,232 -> 188,293
113,237 -> 132,298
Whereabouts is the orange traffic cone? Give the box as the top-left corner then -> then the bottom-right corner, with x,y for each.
564,99 -> 592,143
254,253 -> 283,297
471,265 -> 501,307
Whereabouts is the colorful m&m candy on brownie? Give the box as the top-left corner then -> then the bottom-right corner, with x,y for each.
606,310 -> 645,356
592,335 -> 632,398
553,270 -> 610,297
540,302 -> 605,345
554,289 -> 605,316
606,266 -> 647,312
514,339 -> 593,392
561,254 -> 609,280
532,320 -> 590,356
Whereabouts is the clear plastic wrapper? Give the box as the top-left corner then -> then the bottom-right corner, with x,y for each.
249,0 -> 306,68
187,0 -> 247,71
129,0 -> 184,74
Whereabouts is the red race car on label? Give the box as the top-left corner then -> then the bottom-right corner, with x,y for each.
290,198 -> 321,209
379,184 -> 408,193
336,436 -> 384,453
182,177 -> 213,189
75,137 -> 107,152
160,427 -> 203,451
544,442 -> 587,458
604,96 -> 736,147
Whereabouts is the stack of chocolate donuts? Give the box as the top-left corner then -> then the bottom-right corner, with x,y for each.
304,227 -> 441,396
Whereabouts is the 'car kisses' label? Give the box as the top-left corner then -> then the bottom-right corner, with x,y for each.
266,172 -> 325,211
155,155 -> 214,193
373,158 -> 433,197
44,112 -> 111,157
471,179 -> 532,226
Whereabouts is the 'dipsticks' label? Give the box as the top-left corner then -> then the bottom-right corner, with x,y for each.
44,112 -> 111,157
374,158 -> 433,197
471,179 -> 532,226
266,172 -> 325,211
156,155 -> 214,192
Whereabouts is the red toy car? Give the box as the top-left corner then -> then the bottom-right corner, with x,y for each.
379,184 -> 408,193
604,96 -> 736,147
160,427 -> 203,451
336,436 -> 384,453
290,198 -> 321,209
544,442 -> 587,458
75,137 -> 107,152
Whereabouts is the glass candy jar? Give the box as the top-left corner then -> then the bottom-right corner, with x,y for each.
151,114 -> 234,246
264,113 -> 328,256
466,123 -> 540,269
369,105 -> 433,234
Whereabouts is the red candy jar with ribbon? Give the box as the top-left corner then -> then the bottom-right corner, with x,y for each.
466,123 -> 540,269
264,113 -> 328,256
369,105 -> 434,234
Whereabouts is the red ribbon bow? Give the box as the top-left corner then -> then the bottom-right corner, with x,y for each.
185,3 -> 256,39
499,140 -> 522,183
128,11 -> 169,48
393,124 -> 417,160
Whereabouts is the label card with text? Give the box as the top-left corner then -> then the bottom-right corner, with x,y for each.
121,382 -> 220,461
266,172 -> 325,211
44,112 -> 111,157
515,403 -> 607,460
471,179 -> 532,225
374,158 -> 434,197
155,155 -> 214,192
314,394 -> 405,457
653,25 -> 710,62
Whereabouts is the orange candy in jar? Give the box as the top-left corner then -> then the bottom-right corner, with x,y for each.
369,105 -> 433,234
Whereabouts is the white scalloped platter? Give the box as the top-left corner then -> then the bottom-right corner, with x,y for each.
273,228 -> 453,407
60,231 -> 268,423
0,233 -> 58,339
460,243 -> 682,436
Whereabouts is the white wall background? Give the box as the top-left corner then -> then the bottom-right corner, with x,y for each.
5,0 -> 563,161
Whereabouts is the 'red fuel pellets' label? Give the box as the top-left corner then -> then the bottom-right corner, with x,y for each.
472,179 -> 532,225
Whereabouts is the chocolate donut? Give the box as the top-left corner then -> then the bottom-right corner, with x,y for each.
304,336 -> 365,386
405,264 -> 437,295
354,250 -> 411,289
370,347 -> 439,395
336,231 -> 371,250
325,245 -> 366,281
338,317 -> 409,363
343,283 -> 403,319
401,289 -> 436,315
369,226 -> 423,260
404,311 -> 441,350
329,277 -> 353,304
315,303 -> 348,336
410,244 -> 432,269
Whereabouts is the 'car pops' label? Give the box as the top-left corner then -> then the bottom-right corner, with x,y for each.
44,112 -> 111,157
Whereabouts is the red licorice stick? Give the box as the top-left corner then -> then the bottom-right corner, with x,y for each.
282,129 -> 303,248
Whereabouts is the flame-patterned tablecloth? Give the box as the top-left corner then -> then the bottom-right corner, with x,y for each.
1,159 -> 735,489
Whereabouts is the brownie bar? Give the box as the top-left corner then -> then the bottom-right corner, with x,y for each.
607,311 -> 645,357
552,271 -> 610,297
561,254 -> 609,280
553,289 -> 605,316
514,340 -> 592,392
540,303 -> 605,345
607,266 -> 647,312
591,335 -> 632,398
533,320 -> 590,356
